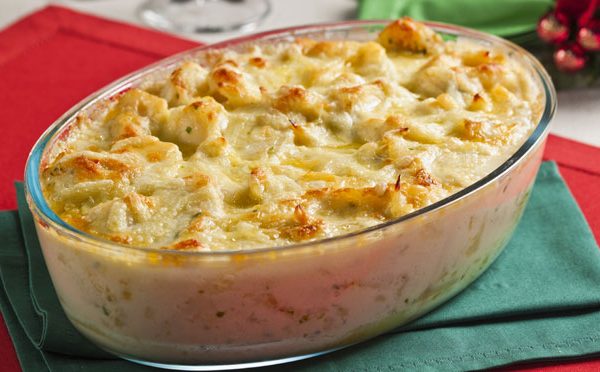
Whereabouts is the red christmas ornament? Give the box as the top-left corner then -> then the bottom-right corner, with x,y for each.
537,0 -> 599,73
537,10 -> 571,44
553,42 -> 589,72
578,19 -> 600,51
575,0 -> 599,27
555,0 -> 594,19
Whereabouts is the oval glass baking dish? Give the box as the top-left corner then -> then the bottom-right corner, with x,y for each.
25,20 -> 556,370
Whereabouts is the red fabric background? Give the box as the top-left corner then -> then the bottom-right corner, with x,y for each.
0,5 -> 198,210
0,6 -> 598,371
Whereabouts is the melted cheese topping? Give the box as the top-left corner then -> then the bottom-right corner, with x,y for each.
41,19 -> 543,251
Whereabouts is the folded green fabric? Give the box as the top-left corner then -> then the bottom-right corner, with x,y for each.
1,161 -> 599,371
358,0 -> 554,37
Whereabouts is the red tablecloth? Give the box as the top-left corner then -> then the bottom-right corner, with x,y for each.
0,6 -> 598,372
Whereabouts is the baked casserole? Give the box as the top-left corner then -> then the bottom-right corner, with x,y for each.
41,18 -> 542,251
27,18 -> 553,367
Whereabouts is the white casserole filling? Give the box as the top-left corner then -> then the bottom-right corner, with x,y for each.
41,19 -> 542,251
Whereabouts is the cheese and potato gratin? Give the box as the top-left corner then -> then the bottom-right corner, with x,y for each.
41,19 -> 542,251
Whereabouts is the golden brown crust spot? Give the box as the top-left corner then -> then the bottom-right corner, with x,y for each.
468,93 -> 489,111
277,198 -> 303,208
117,123 -> 143,140
109,235 -> 133,245
200,136 -> 228,157
106,89 -> 167,123
169,67 -> 185,87
185,215 -> 209,233
415,169 -> 438,186
435,93 -> 457,110
248,167 -> 267,201
183,174 -> 211,190
385,115 -> 410,134
273,86 -> 322,120
338,85 -> 362,95
263,203 -> 323,242
332,82 -> 385,112
250,167 -> 266,180
190,100 -> 206,110
203,50 -> 224,66
250,167 -> 266,181
108,110 -> 151,141
145,151 -> 164,162
299,171 -> 338,182
475,63 -> 504,89
72,156 -> 130,180
305,41 -> 348,58
222,59 -> 239,68
166,239 -> 203,250
460,119 -> 486,141
290,122 -> 319,147
304,185 -> 397,219
377,17 -> 442,54
462,50 -> 505,67
208,62 -> 261,106
123,192 -> 154,223
212,66 -> 242,87
293,204 -> 309,225
281,222 -> 322,241
294,37 -> 317,51
63,215 -> 89,230
248,57 -> 267,68
124,192 -> 154,209
455,118 -> 515,145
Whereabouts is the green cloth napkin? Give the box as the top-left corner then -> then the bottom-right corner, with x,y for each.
358,0 -> 554,37
1,161 -> 599,371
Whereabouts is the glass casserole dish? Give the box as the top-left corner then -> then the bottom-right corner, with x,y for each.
24,20 -> 556,370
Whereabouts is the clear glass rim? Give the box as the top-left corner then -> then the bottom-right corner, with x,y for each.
24,20 -> 557,257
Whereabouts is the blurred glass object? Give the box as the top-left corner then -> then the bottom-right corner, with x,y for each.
138,0 -> 271,33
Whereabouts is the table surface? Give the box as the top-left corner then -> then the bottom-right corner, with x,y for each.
2,0 -> 599,148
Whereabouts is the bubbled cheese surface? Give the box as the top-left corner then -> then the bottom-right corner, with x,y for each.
41,19 -> 543,251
